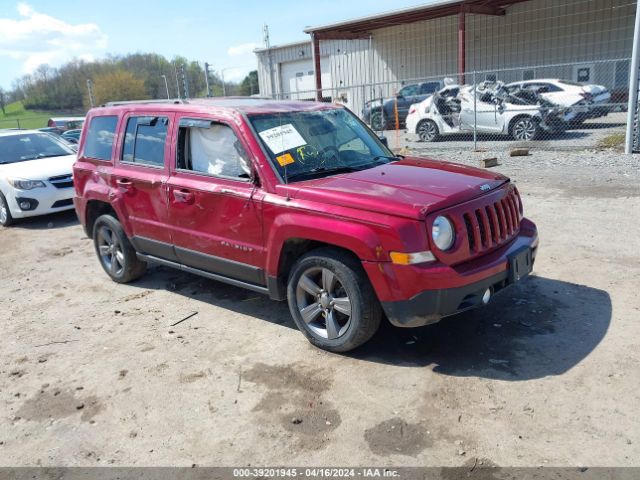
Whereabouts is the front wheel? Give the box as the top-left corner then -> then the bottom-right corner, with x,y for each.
417,119 -> 439,142
369,110 -> 387,131
287,248 -> 382,352
93,214 -> 146,283
0,192 -> 14,227
510,116 -> 539,141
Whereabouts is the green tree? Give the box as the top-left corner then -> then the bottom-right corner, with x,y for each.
239,70 -> 258,96
0,88 -> 6,115
92,70 -> 149,107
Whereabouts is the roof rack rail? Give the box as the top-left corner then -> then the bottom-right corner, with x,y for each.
102,99 -> 188,107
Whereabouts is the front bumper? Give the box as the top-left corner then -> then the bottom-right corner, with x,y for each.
7,186 -> 75,219
365,220 -> 538,327
382,268 -> 517,327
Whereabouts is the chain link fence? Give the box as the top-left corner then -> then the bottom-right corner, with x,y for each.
271,58 -> 630,153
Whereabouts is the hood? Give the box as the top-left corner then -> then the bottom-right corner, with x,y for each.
0,154 -> 76,180
282,157 -> 508,219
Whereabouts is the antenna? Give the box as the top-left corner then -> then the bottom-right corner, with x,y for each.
264,24 -> 276,99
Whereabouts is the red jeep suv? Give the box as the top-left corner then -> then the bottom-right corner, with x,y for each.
73,98 -> 538,352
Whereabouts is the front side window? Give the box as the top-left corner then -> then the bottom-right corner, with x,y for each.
176,120 -> 251,180
84,116 -> 117,160
249,107 -> 394,183
122,116 -> 168,167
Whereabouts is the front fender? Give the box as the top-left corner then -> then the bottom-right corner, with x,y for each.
265,211 -> 387,277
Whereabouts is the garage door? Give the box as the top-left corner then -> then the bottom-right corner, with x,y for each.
280,58 -> 331,101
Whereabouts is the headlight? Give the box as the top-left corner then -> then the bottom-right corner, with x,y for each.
432,216 -> 455,251
7,178 -> 46,190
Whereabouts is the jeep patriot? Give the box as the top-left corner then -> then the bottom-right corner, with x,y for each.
73,98 -> 538,352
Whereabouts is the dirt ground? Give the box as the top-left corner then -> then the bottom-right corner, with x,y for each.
0,149 -> 639,468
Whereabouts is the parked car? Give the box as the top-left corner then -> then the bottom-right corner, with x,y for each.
61,129 -> 82,144
363,80 -> 444,130
74,98 -> 538,352
0,130 -> 77,226
47,117 -> 85,133
406,82 -> 575,142
38,127 -> 62,135
506,79 -> 611,123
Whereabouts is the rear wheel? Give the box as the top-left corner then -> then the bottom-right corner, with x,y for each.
510,116 -> 539,141
0,192 -> 14,227
417,119 -> 439,142
93,214 -> 146,283
287,248 -> 382,352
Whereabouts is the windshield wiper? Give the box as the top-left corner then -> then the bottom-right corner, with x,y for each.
287,166 -> 360,181
371,154 -> 403,163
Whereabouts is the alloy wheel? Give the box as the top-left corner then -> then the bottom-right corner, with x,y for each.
513,118 -> 537,141
418,120 -> 438,142
96,225 -> 125,277
295,266 -> 352,340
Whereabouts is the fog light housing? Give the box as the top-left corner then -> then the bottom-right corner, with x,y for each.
482,288 -> 491,305
15,197 -> 39,211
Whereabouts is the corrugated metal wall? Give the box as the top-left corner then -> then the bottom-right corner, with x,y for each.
255,0 -> 635,116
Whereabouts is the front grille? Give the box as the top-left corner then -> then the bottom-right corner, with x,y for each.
51,198 -> 73,208
462,188 -> 521,254
49,174 -> 73,189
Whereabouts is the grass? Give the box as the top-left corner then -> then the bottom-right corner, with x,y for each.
0,101 -> 64,130
597,132 -> 626,151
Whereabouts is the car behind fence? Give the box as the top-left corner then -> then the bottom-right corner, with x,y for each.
270,58 -> 631,152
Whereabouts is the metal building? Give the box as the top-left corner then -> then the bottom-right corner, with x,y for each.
255,0 -> 635,119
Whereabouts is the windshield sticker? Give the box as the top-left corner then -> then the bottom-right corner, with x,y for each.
258,124 -> 306,154
276,152 -> 295,167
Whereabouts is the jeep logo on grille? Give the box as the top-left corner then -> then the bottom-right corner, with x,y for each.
480,184 -> 491,191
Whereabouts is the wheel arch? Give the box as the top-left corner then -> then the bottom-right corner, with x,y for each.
85,200 -> 121,238
265,215 -> 384,301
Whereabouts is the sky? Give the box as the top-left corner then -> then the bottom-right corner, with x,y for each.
0,0 -> 431,90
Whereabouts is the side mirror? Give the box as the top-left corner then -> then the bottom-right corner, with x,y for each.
396,95 -> 404,101
379,136 -> 389,147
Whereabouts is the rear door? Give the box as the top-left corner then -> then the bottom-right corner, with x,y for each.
166,115 -> 266,286
112,113 -> 174,260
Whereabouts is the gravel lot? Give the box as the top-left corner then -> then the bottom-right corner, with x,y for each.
0,148 -> 639,468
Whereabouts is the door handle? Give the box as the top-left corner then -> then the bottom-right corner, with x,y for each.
116,178 -> 134,194
220,188 -> 239,195
173,189 -> 195,205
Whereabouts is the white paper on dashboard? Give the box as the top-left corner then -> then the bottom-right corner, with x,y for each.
258,124 -> 306,154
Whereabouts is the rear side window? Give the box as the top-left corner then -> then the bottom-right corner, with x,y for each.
420,82 -> 440,94
84,116 -> 118,160
122,116 -> 168,167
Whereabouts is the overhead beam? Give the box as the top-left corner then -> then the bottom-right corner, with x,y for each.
461,4 -> 506,16
458,11 -> 466,84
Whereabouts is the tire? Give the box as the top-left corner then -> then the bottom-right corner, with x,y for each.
0,192 -> 14,227
370,110 -> 387,131
287,247 -> 382,353
510,116 -> 539,141
417,119 -> 439,142
93,214 -> 146,283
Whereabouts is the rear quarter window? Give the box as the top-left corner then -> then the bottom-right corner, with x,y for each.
84,116 -> 118,160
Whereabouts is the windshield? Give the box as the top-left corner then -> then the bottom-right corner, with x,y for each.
0,133 -> 75,164
248,108 -> 395,182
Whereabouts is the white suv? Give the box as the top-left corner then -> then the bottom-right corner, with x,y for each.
0,130 -> 76,226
